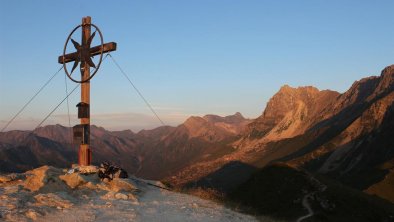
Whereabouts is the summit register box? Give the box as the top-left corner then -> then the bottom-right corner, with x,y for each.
73,124 -> 89,144
76,102 -> 90,118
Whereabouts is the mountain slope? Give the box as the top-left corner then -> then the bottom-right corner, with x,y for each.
164,65 -> 394,205
134,113 -> 251,179
282,65 -> 394,191
0,113 -> 250,181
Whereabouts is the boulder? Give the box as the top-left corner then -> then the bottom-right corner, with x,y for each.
0,175 -> 11,183
59,173 -> 86,189
25,209 -> 41,220
97,178 -> 137,192
34,193 -> 73,209
59,173 -> 100,189
101,191 -> 116,200
100,191 -> 138,202
23,166 -> 64,192
115,192 -> 128,200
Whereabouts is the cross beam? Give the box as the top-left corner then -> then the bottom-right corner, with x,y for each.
58,42 -> 116,64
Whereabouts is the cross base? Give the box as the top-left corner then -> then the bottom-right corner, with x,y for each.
78,144 -> 91,166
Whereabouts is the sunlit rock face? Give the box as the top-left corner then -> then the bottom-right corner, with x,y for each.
245,85 -> 339,141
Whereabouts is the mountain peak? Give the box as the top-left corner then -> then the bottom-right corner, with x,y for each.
180,113 -> 250,141
279,84 -> 292,91
381,64 -> 394,76
202,112 -> 246,124
233,112 -> 243,118
334,65 -> 394,109
278,84 -> 320,95
184,116 -> 205,126
246,84 -> 339,139
377,64 -> 394,93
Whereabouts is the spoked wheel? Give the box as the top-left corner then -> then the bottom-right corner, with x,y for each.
62,23 -> 104,83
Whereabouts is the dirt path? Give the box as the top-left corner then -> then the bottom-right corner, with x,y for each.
296,179 -> 328,222
296,193 -> 314,222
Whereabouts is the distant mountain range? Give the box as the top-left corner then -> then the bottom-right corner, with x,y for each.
1,65 -> 394,220
0,112 -> 251,179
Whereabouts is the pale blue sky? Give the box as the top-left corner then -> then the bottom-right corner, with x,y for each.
1,1 -> 394,131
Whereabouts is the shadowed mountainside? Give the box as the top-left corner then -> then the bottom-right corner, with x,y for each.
228,163 -> 394,221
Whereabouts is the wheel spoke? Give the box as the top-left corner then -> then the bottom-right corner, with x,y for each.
71,39 -> 80,50
86,56 -> 96,68
87,31 -> 96,47
70,59 -> 80,74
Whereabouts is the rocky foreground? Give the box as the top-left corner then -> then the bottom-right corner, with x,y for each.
0,165 -> 266,222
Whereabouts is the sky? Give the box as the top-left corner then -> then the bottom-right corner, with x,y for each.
1,0 -> 394,132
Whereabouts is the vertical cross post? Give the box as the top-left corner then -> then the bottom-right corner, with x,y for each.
79,16 -> 91,166
59,16 -> 117,167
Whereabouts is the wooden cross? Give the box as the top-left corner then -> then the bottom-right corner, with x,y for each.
57,16 -> 117,166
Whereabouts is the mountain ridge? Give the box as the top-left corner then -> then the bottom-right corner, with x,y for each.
1,65 -> 394,207
164,65 -> 394,204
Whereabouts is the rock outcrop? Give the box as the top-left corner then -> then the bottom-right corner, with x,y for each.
23,166 -> 66,192
245,85 -> 339,141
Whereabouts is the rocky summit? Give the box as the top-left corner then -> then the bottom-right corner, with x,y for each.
0,165 -> 261,222
244,85 -> 339,141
